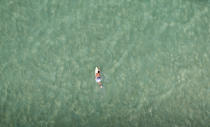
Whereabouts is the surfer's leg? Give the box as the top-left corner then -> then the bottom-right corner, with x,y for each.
98,82 -> 103,88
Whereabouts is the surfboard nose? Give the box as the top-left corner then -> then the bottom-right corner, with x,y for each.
95,67 -> 99,74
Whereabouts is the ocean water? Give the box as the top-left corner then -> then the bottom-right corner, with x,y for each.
0,0 -> 210,127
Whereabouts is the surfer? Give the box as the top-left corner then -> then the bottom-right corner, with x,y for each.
95,67 -> 103,88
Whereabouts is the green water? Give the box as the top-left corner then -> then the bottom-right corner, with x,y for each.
0,0 -> 210,127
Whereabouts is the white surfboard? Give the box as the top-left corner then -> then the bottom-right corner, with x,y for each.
95,67 -> 103,88
95,67 -> 99,75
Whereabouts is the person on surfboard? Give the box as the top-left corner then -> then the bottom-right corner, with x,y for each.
95,67 -> 103,88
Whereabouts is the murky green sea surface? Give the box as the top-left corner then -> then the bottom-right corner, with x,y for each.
0,0 -> 210,127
